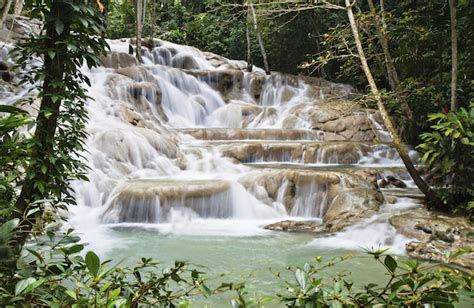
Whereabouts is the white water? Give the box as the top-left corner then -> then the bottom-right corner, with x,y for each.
55,39 -> 421,254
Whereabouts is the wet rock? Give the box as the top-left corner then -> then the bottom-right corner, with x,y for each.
0,15 -> 41,43
379,176 -> 407,188
264,220 -> 323,232
115,66 -> 155,82
171,54 -> 200,70
240,169 -> 381,223
0,61 -> 8,71
184,69 -> 243,95
0,71 -> 13,82
323,188 -> 383,232
102,180 -> 233,223
390,208 -> 474,268
303,102 -> 387,142
100,52 -> 138,69
180,128 -> 322,141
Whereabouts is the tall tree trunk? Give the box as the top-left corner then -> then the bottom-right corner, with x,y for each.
149,0 -> 155,43
13,0 -> 22,15
367,0 -> 417,140
249,2 -> 270,74
344,0 -> 440,207
12,0 -> 71,253
448,0 -> 458,111
135,0 -> 143,63
0,0 -> 13,26
246,9 -> 252,72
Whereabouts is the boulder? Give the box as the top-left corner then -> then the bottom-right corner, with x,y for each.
322,188 -> 383,232
100,52 -> 138,69
0,70 -> 13,82
390,208 -> 474,268
379,176 -> 407,188
264,220 -> 323,232
0,15 -> 41,43
171,54 -> 200,70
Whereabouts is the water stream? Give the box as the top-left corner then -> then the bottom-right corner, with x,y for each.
60,39 -> 429,304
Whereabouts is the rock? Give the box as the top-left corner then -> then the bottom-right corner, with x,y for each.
0,71 -> 13,82
100,52 -> 138,69
171,54 -> 200,70
115,66 -> 155,82
184,69 -> 243,95
264,220 -> 323,232
323,188 -> 383,232
102,179 -> 233,223
0,61 -> 8,71
0,15 -> 41,43
390,208 -> 474,268
379,176 -> 407,188
240,168 -> 381,224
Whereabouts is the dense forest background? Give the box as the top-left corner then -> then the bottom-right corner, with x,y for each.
108,0 -> 474,132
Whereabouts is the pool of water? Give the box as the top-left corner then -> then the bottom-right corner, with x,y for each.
97,226 -> 399,306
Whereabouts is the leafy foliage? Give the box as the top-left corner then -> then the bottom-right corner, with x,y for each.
278,249 -> 473,307
418,104 -> 474,212
0,222 -> 220,306
0,0 -> 108,287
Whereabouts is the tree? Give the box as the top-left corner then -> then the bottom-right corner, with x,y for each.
448,0 -> 458,111
10,0 -> 108,258
367,0 -> 418,140
343,0 -> 441,207
248,0 -> 270,74
0,0 -> 13,25
135,0 -> 143,62
13,0 -> 23,15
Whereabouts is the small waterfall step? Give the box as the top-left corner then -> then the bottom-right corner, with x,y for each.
243,163 -> 412,179
101,179 -> 283,224
102,179 -> 232,223
381,188 -> 425,200
178,128 -> 323,141
239,168 -> 384,219
183,140 -> 400,165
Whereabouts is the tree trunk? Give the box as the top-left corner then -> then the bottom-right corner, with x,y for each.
135,0 -> 143,63
246,10 -> 252,72
367,0 -> 417,139
0,0 -> 13,26
13,0 -> 22,15
448,0 -> 458,111
149,0 -> 155,43
344,0 -> 440,207
12,0 -> 71,253
249,2 -> 270,74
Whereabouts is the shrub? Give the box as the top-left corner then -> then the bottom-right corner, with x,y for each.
418,103 -> 474,213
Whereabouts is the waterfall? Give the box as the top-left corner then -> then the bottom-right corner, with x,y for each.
61,38 -> 420,244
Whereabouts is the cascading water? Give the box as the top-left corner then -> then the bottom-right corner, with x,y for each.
60,38 -> 423,254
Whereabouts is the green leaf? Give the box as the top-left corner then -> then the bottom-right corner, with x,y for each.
55,20 -> 64,35
66,244 -> 84,255
295,268 -> 307,290
65,290 -> 77,300
384,255 -> 397,273
15,278 -> 36,296
0,219 -> 19,241
109,287 -> 121,300
0,105 -> 28,114
48,51 -> 56,60
85,251 -> 100,277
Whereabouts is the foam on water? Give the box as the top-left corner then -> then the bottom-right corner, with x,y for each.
310,198 -> 421,254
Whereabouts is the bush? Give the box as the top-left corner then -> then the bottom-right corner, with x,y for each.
418,103 -> 474,213
275,249 -> 473,307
